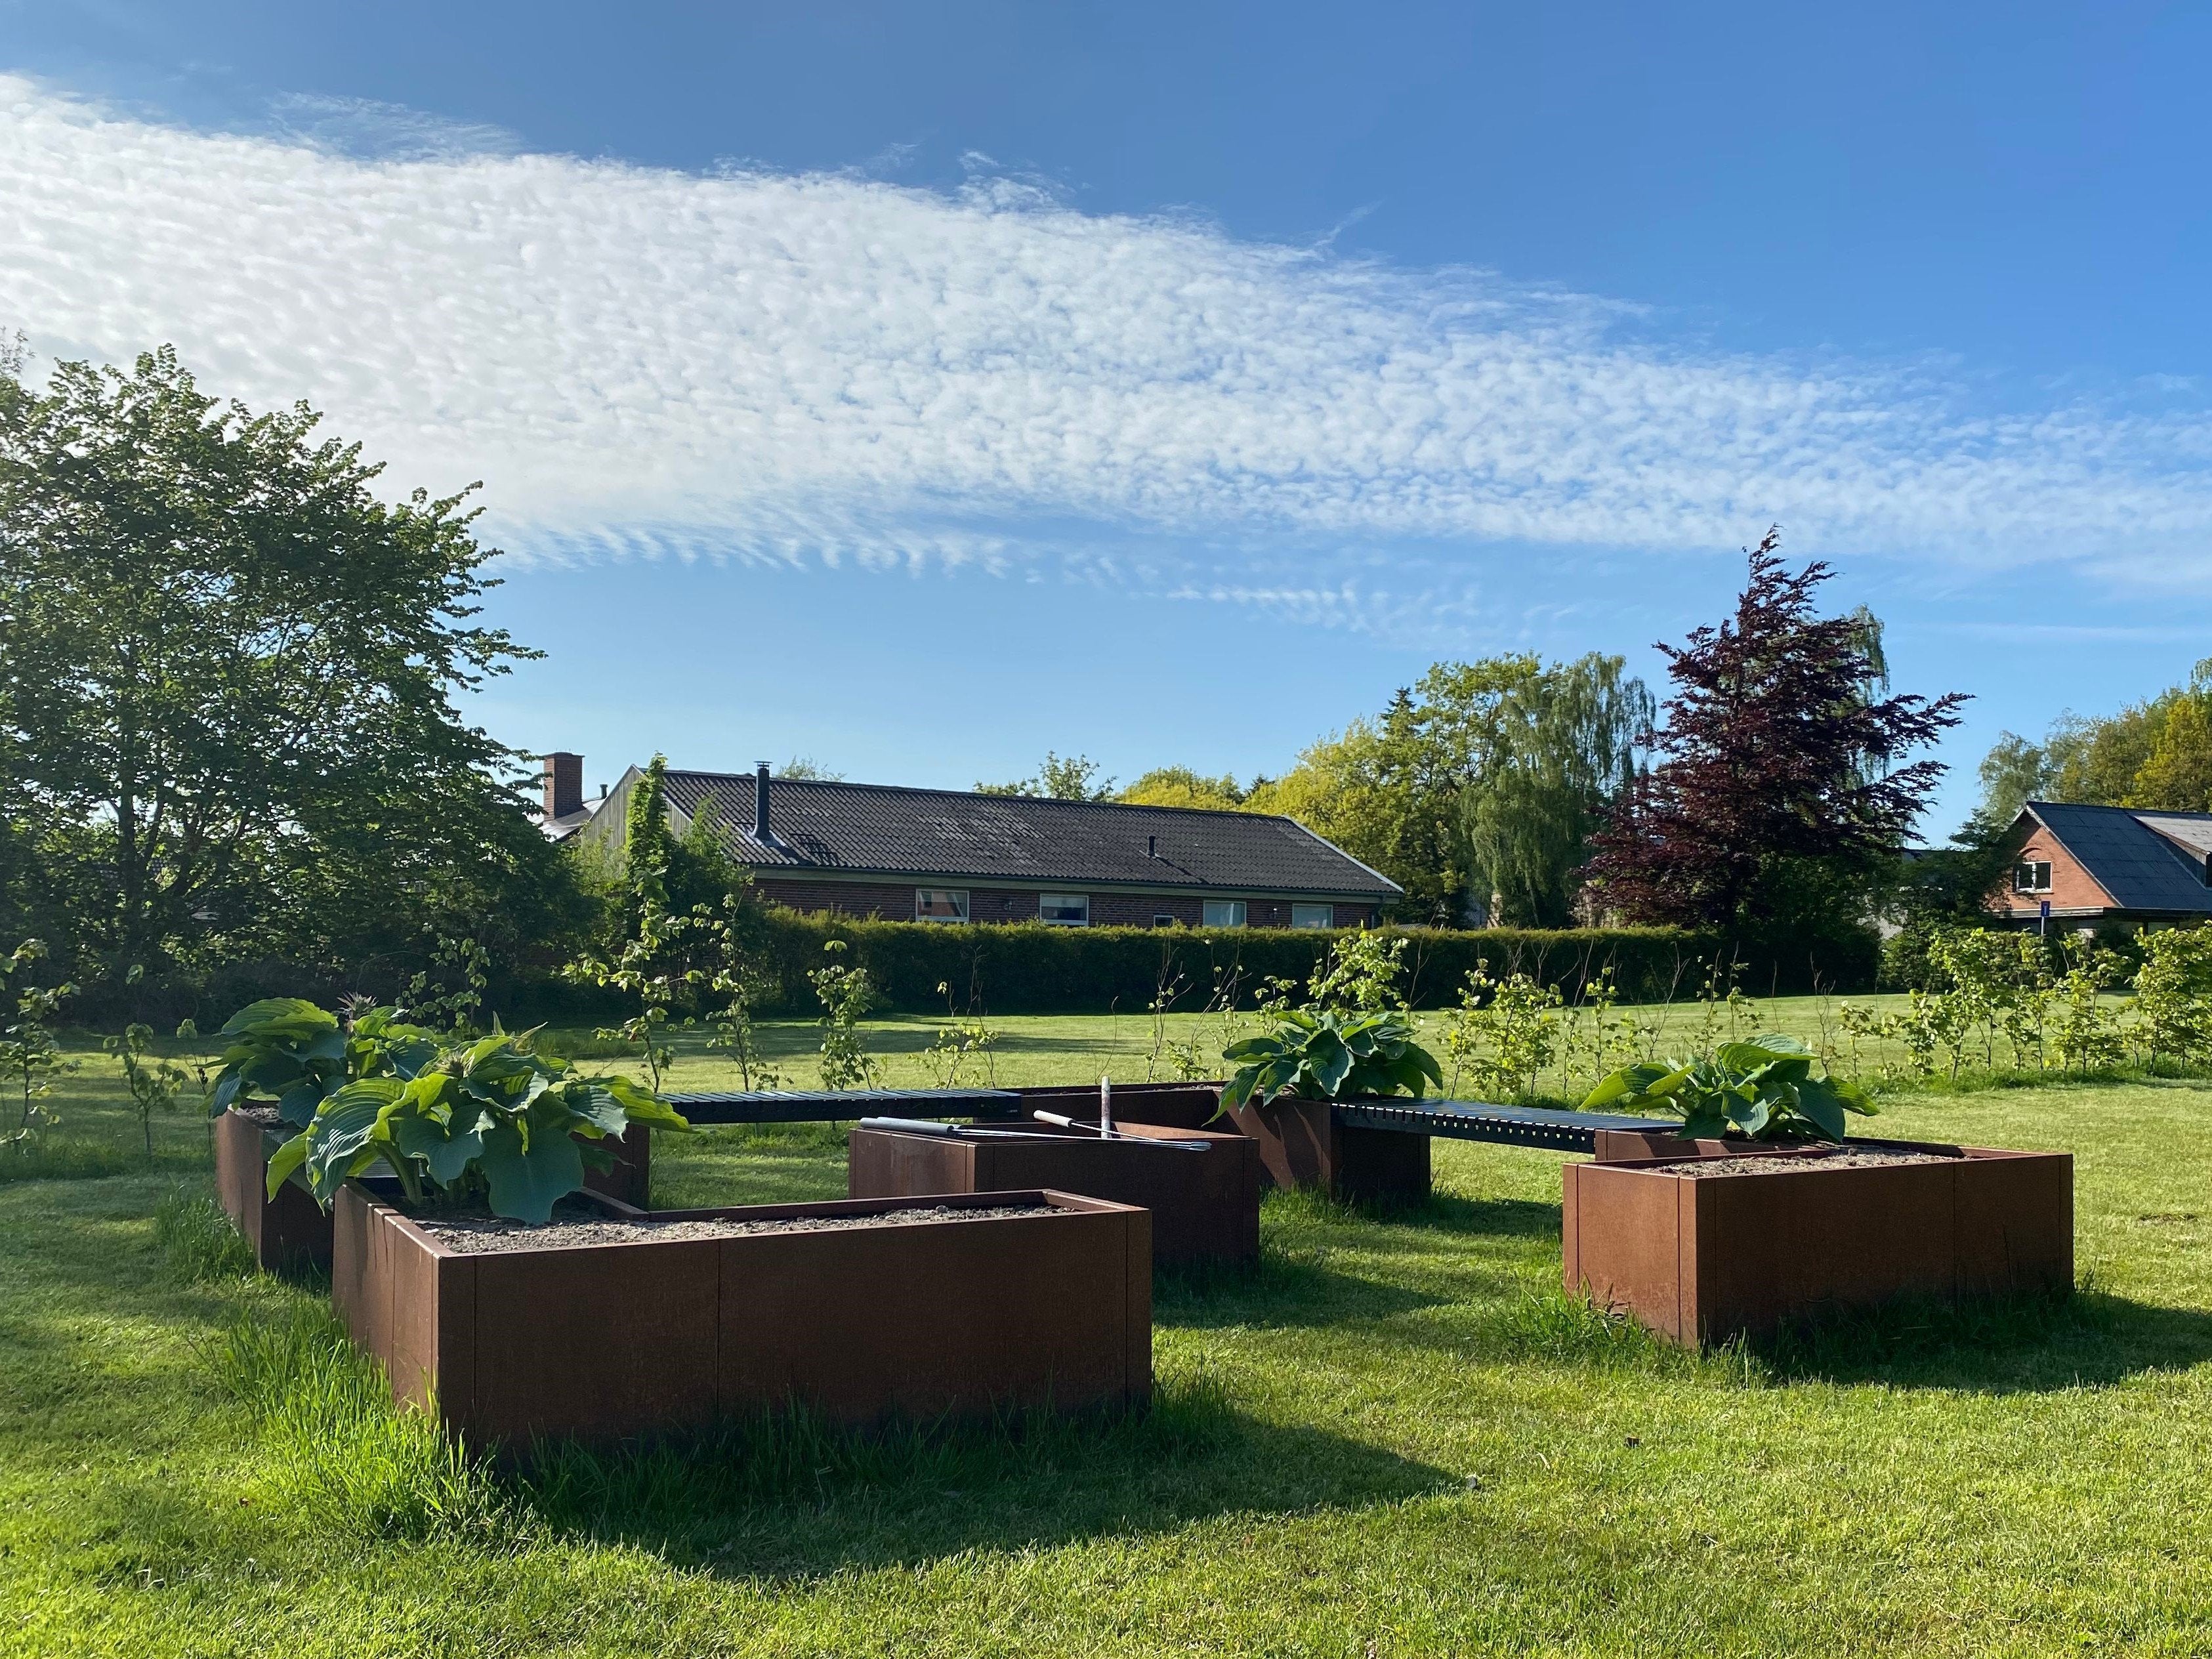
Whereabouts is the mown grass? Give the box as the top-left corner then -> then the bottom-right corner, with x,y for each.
3,1017 -> 2211,1653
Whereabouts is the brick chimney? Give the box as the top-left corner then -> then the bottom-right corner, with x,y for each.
542,751 -> 584,820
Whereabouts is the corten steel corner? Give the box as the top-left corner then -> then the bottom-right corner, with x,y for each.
847,1121 -> 1259,1269
332,1183 -> 1153,1446
1561,1145 -> 2074,1345
1223,1096 -> 1431,1204
214,1108 -> 337,1272
1014,1082 -> 1226,1131
212,1110 -> 652,1273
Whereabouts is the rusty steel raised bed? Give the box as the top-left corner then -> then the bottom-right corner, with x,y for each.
1017,1082 -> 1226,1131
847,1120 -> 1259,1269
1222,1095 -> 1432,1205
1562,1143 -> 2074,1345
332,1182 -> 1152,1444
214,1108 -> 338,1272
212,1108 -> 653,1273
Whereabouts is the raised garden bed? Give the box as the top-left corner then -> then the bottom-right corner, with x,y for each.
213,1107 -> 337,1272
212,1108 -> 652,1273
1015,1082 -> 1224,1131
332,1182 -> 1152,1444
847,1120 -> 1259,1269
1562,1142 -> 2074,1345
1222,1095 -> 1430,1205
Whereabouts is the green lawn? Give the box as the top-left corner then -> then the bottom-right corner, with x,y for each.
4,1009 -> 2210,1654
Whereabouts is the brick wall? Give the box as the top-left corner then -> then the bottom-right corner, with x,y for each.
1986,827 -> 2115,920
751,872 -> 1379,931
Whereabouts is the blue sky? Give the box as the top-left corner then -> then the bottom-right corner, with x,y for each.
6,2 -> 2211,833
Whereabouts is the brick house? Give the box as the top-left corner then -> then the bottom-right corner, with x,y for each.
543,756 -> 1399,929
1986,801 -> 2212,933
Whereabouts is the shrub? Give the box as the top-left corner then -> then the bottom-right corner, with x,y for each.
211,998 -> 686,1223
692,913 -> 1877,1017
1583,1033 -> 1878,1141
1220,1009 -> 1442,1110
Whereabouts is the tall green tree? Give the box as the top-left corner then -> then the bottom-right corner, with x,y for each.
0,346 -> 577,998
1462,654 -> 1652,927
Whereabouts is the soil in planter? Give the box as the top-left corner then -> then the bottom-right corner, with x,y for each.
1654,1148 -> 1961,1178
411,1198 -> 1056,1254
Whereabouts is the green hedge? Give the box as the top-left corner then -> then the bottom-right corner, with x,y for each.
724,913 -> 1878,1016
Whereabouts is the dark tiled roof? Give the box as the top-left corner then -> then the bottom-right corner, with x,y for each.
657,772 -> 1401,899
2026,801 -> 2212,914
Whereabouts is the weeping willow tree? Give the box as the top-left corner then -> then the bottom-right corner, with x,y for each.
1461,655 -> 1652,927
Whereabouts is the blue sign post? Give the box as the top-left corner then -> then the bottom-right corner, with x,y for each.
2039,898 -> 2051,938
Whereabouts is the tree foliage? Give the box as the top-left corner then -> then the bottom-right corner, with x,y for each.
1583,530 -> 1965,930
1241,655 -> 1650,926
975,752 -> 1115,800
0,346 -> 583,1005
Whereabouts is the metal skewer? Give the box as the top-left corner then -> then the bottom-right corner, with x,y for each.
1031,1109 -> 1210,1150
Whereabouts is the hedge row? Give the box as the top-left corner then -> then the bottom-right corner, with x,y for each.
694,913 -> 1881,1017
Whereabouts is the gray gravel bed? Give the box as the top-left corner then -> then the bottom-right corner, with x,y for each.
413,1201 -> 1054,1254
1654,1148 -> 1959,1178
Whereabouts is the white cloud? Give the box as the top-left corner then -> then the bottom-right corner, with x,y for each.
4,72 -> 2211,589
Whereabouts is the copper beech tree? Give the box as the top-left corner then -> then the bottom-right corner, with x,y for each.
1582,530 -> 1965,931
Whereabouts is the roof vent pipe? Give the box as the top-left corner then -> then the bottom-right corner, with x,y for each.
1147,834 -> 1157,858
755,761 -> 772,845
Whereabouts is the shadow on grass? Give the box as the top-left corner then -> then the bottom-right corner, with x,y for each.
1743,1279 -> 2212,1393
1155,1242 -> 1449,1331
513,1376 -> 1455,1580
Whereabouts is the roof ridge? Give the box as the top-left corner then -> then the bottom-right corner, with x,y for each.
659,767 -> 1301,824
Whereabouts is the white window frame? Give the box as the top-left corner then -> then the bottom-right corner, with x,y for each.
1039,892 -> 1090,927
915,887 -> 970,923
1291,902 -> 1335,931
2013,862 -> 2053,894
1201,899 -> 1247,929
1152,913 -> 1178,929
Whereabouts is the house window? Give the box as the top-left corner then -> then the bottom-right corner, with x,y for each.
1153,913 -> 1177,929
1039,892 -> 1089,927
1201,899 -> 1247,929
2013,862 -> 2053,894
1291,903 -> 1335,930
915,888 -> 970,923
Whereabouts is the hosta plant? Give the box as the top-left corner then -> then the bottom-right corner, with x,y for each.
212,998 -> 688,1224
1219,1009 -> 1443,1113
1581,1033 -> 1877,1142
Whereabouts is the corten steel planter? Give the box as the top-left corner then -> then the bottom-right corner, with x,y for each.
212,1110 -> 654,1273
1014,1082 -> 1225,1132
1562,1144 -> 2074,1345
214,1108 -> 336,1272
847,1120 -> 1259,1269
1222,1096 -> 1430,1205
332,1183 -> 1152,1444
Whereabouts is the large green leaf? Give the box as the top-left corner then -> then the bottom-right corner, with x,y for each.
1581,1062 -> 1670,1110
391,1110 -> 489,1186
303,1082 -> 402,1202
219,998 -> 338,1040
1306,1031 -> 1354,1096
475,1122 -> 585,1224
264,1131 -> 311,1199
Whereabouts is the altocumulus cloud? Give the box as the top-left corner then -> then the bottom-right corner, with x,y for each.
5,72 -> 2211,593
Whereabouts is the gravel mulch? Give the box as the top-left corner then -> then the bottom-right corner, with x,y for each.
412,1201 -> 1056,1254
1654,1148 -> 1960,1178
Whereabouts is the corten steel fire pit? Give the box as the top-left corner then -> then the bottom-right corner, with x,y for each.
847,1120 -> 1259,1269
1562,1144 -> 2074,1345
212,1109 -> 653,1273
1222,1095 -> 1432,1204
332,1183 -> 1152,1444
